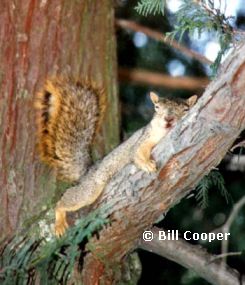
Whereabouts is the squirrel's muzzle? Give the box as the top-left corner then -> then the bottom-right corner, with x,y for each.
165,115 -> 176,129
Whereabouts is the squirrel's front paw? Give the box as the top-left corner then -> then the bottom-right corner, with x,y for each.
141,159 -> 157,173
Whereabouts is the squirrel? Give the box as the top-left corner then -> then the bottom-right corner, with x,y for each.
35,77 -> 197,236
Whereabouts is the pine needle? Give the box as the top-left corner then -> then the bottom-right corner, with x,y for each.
135,0 -> 165,16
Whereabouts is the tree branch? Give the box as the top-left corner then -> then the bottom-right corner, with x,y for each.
118,67 -> 209,90
32,43 -> 245,283
116,19 -> 212,65
139,227 -> 243,285
78,43 -> 245,283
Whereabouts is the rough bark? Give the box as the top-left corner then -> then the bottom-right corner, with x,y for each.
80,44 -> 245,284
1,1 -> 245,284
139,228 -> 244,285
0,0 -> 119,241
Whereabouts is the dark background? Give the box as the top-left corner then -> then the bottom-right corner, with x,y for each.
115,1 -> 245,284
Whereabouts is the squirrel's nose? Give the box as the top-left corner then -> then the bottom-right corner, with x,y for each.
165,115 -> 175,123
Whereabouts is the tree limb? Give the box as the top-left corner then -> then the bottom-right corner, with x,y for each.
78,43 -> 245,284
118,67 -> 209,90
37,43 -> 245,283
116,19 -> 212,65
139,227 -> 244,285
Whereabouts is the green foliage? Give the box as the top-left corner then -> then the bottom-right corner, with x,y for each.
135,0 -> 165,16
167,0 -> 234,74
195,175 -> 209,209
195,170 -> 230,209
0,209 -> 108,285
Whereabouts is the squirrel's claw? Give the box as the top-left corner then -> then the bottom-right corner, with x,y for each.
141,159 -> 157,173
55,219 -> 69,237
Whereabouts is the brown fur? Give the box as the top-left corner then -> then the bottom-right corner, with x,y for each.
35,77 -> 106,182
54,92 -> 197,236
134,93 -> 198,172
34,82 -> 197,237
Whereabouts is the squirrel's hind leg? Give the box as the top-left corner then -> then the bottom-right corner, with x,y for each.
54,181 -> 105,237
55,205 -> 69,237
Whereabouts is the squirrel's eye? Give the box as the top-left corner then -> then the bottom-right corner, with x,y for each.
155,105 -> 159,110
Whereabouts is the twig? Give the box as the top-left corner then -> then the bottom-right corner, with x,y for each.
116,19 -> 213,65
209,252 -> 242,263
231,141 -> 245,151
118,67 -> 209,90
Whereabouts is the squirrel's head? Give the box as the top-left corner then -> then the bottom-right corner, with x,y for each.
150,92 -> 197,128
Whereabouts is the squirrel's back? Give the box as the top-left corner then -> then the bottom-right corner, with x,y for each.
35,77 -> 106,182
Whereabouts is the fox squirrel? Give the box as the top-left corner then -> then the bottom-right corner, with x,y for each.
35,77 -> 197,236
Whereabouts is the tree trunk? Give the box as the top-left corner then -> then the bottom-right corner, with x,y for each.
2,1 -> 245,285
0,0 -> 119,241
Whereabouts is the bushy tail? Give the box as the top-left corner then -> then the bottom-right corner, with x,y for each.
35,77 -> 106,182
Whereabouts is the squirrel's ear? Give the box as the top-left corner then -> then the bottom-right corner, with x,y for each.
149,92 -> 159,104
186,95 -> 198,107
